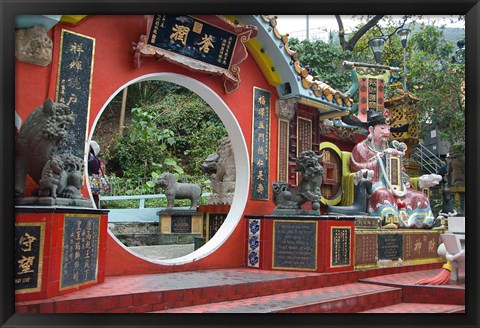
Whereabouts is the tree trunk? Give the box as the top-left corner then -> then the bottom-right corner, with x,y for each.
336,15 -> 385,52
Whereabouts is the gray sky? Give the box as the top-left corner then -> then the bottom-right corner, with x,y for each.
274,15 -> 465,41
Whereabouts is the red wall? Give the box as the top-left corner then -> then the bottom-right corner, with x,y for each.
16,15 -> 279,275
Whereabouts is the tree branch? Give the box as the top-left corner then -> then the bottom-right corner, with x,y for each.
335,15 -> 348,51
345,15 -> 384,51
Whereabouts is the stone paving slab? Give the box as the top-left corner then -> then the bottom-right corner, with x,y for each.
128,244 -> 194,260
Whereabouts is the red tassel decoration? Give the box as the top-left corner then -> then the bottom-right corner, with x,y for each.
415,262 -> 452,285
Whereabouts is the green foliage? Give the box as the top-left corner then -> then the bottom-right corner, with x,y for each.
288,38 -> 352,91
103,81 -> 227,196
407,25 -> 464,152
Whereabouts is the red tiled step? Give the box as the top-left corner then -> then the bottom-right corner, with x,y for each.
151,283 -> 402,313
15,268 -> 345,313
359,268 -> 465,288
15,264 -> 443,313
361,302 -> 465,313
359,269 -> 465,305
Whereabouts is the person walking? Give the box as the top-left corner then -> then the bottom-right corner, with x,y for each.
88,140 -> 102,208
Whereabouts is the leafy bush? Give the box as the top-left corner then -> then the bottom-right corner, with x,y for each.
100,81 -> 227,198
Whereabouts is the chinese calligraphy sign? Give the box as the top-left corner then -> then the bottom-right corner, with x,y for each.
251,87 -> 271,200
148,15 -> 236,69
403,232 -> 440,260
60,215 -> 100,289
56,30 -> 95,161
330,227 -> 351,267
15,223 -> 45,293
133,15 -> 257,93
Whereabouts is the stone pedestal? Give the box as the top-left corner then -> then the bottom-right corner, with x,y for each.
15,206 -> 109,302
354,229 -> 445,269
198,204 -> 230,241
158,209 -> 203,245
195,204 -> 230,250
245,214 -> 446,273
244,215 -> 355,273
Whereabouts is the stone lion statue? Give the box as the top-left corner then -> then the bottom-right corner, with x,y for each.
156,172 -> 202,210
272,150 -> 324,214
16,99 -> 73,197
15,99 -> 86,202
201,137 -> 235,205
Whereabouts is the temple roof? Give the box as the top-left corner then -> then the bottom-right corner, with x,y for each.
235,15 -> 353,119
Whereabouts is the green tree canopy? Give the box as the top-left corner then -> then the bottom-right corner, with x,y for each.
289,19 -> 465,153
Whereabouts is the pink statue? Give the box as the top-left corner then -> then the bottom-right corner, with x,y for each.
349,111 -> 436,228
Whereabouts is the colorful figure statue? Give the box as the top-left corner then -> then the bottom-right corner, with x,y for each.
348,111 -> 436,228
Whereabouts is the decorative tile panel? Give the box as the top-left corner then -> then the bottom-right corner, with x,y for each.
247,219 -> 261,267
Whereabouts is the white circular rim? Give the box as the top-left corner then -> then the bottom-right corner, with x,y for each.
88,72 -> 250,266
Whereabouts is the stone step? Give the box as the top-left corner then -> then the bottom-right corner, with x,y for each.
361,302 -> 465,313
15,268 -> 355,313
15,264 -> 454,314
151,282 -> 402,313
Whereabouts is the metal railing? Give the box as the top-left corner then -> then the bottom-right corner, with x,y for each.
100,193 -> 212,209
410,144 -> 445,175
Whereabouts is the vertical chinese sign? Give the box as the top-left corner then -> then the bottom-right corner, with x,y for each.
15,223 -> 45,294
251,87 -> 271,200
296,117 -> 312,156
56,29 -> 95,162
355,67 -> 387,122
277,119 -> 289,182
60,215 -> 100,290
330,226 -> 351,267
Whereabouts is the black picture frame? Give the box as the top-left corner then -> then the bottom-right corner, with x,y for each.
1,1 -> 479,327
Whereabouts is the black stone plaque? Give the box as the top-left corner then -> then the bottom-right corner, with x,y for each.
15,223 -> 44,293
61,215 -> 100,289
56,29 -> 95,160
273,220 -> 317,270
378,233 -> 403,261
331,227 -> 351,267
171,215 -> 192,233
147,15 -> 237,70
208,214 -> 226,239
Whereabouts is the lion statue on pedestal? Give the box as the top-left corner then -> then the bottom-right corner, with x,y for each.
15,99 -> 88,204
272,150 -> 324,215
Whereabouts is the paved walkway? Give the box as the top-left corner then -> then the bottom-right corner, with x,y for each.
127,244 -> 195,260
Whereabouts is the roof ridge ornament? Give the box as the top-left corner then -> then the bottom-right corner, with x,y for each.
261,15 -> 353,108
